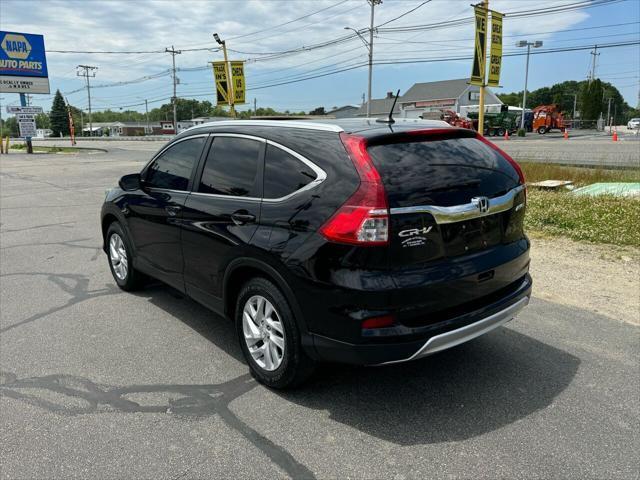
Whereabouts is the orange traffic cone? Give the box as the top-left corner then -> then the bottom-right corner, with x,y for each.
612,130 -> 618,142
504,130 -> 509,140
564,129 -> 569,140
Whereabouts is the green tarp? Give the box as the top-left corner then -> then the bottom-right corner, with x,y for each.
571,182 -> 640,197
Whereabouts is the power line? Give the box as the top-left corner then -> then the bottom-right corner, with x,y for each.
226,0 -> 350,41
376,0 -> 433,28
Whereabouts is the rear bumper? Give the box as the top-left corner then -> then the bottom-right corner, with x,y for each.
309,273 -> 532,365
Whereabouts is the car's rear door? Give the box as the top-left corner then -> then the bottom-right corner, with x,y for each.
366,129 -> 529,318
127,134 -> 207,290
181,134 -> 265,312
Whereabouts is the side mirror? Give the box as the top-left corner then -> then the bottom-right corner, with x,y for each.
118,173 -> 142,191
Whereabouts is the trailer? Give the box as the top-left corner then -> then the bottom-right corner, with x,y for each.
467,111 -> 520,136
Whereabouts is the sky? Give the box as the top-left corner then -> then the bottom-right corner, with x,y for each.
1,0 -> 639,115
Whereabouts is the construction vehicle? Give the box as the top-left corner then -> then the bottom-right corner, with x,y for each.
419,109 -> 473,130
532,104 -> 566,134
467,111 -> 520,136
439,109 -> 473,129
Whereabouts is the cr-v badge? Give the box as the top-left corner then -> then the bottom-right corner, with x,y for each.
398,226 -> 433,248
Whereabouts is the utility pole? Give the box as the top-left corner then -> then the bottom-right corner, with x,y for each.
166,46 -> 182,132
145,99 -> 150,135
345,0 -> 381,118
77,65 -> 97,137
80,110 -> 84,136
589,45 -> 600,83
366,0 -> 381,117
253,97 -> 257,116
606,97 -> 612,134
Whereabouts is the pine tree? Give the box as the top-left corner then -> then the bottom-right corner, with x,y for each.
49,90 -> 69,137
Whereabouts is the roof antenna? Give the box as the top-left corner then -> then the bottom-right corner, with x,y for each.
377,89 -> 400,124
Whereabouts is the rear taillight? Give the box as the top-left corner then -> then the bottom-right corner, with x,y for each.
320,133 -> 389,246
476,134 -> 527,201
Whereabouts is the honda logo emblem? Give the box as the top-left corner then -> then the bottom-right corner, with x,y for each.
471,196 -> 490,213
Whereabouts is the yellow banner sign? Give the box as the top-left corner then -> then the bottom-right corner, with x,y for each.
470,5 -> 488,86
230,61 -> 245,105
212,61 -> 228,106
487,11 -> 503,87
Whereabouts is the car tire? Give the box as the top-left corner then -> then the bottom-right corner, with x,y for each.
236,277 -> 315,389
106,222 -> 144,291
537,126 -> 547,134
497,128 -> 506,137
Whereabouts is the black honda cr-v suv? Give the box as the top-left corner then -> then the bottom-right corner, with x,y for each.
101,118 -> 532,388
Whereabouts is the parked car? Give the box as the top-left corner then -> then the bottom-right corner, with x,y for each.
101,119 -> 532,388
627,118 -> 640,130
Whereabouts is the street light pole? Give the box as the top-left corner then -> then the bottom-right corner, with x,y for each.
516,40 -> 543,131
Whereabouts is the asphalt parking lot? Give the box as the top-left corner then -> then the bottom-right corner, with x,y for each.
1,145 -> 639,479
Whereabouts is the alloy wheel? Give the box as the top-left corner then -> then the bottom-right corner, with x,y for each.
242,295 -> 285,371
109,233 -> 128,280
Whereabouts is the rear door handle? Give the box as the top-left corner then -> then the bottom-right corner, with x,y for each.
165,205 -> 182,216
231,211 -> 256,225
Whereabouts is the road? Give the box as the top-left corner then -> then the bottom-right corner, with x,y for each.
1,146 -> 638,479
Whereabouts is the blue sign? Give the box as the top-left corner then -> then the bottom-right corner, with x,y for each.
0,31 -> 48,78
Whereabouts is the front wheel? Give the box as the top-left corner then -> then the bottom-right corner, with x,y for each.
236,277 -> 315,389
537,126 -> 547,134
106,222 -> 144,291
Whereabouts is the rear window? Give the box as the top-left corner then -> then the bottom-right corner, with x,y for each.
367,137 -> 519,208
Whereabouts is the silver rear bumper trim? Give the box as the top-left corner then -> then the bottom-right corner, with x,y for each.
379,296 -> 530,365
389,185 -> 525,224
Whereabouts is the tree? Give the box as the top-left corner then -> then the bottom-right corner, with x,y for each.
49,90 -> 69,137
309,107 -> 325,115
499,79 -> 632,124
1,117 -> 19,137
35,113 -> 50,129
580,79 -> 604,122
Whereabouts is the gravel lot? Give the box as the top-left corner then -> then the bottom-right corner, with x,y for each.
1,146 -> 638,479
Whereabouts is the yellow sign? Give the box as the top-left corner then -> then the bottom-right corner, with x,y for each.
470,5 -> 488,86
487,11 -> 503,87
1,33 -> 31,60
230,61 -> 245,105
212,61 -> 228,106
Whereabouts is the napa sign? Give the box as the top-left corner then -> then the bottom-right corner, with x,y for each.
0,31 -> 50,94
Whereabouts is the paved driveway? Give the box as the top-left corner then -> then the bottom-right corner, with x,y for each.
1,147 -> 638,479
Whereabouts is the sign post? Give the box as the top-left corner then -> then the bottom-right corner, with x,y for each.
470,3 -> 503,135
0,31 -> 50,154
211,59 -> 245,116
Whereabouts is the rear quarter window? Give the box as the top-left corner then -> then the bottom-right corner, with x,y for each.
263,144 -> 317,199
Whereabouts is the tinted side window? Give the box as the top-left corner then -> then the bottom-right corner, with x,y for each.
199,137 -> 262,197
264,144 -> 317,199
146,137 -> 205,190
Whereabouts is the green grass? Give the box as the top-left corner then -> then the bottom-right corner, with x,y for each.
9,144 -> 81,153
521,162 -> 640,186
525,189 -> 640,247
520,163 -> 640,246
